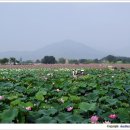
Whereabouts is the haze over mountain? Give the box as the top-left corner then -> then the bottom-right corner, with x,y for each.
0,40 -> 107,60
0,3 -> 130,58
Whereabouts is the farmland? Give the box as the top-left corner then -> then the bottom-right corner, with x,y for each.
0,65 -> 130,123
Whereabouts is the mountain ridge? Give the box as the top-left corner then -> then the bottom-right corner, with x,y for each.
0,40 -> 107,60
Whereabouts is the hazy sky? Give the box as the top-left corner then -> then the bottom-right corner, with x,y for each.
0,3 -> 130,56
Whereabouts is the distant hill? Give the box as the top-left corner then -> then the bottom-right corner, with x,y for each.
0,40 -> 106,60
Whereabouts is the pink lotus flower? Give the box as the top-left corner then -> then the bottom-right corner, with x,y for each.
90,115 -> 99,124
26,106 -> 32,111
103,121 -> 111,124
0,96 -> 4,100
109,114 -> 117,119
67,106 -> 73,112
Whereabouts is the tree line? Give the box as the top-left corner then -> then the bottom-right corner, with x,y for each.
0,55 -> 130,65
0,57 -> 19,65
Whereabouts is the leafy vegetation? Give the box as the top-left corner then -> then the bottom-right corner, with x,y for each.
0,68 -> 130,123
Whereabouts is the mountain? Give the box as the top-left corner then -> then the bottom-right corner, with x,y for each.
0,40 -> 106,60
34,40 -> 106,59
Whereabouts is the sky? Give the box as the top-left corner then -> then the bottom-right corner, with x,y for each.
0,3 -> 130,56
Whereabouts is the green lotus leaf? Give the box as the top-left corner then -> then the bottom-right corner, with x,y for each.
0,108 -> 18,123
79,102 -> 96,112
36,116 -> 56,123
35,91 -> 44,101
116,108 -> 130,123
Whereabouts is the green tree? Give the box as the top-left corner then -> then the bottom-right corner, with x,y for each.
68,59 -> 79,64
58,58 -> 66,64
10,57 -> 16,65
79,59 -> 87,64
41,56 -> 56,64
93,59 -> 99,63
22,60 -> 34,64
0,58 -> 9,65
102,55 -> 116,63
35,59 -> 41,63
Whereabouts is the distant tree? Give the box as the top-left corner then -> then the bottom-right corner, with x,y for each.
101,55 -> 130,63
19,57 -> 23,65
22,60 -> 34,64
93,59 -> 99,63
35,59 -> 41,63
120,57 -> 130,63
79,59 -> 87,64
41,56 -> 56,64
10,57 -> 16,65
102,55 -> 116,63
58,58 -> 66,64
121,58 -> 128,63
16,60 -> 20,64
68,59 -> 79,64
0,58 -> 9,65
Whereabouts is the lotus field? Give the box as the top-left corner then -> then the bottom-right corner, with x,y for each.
0,67 -> 130,123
